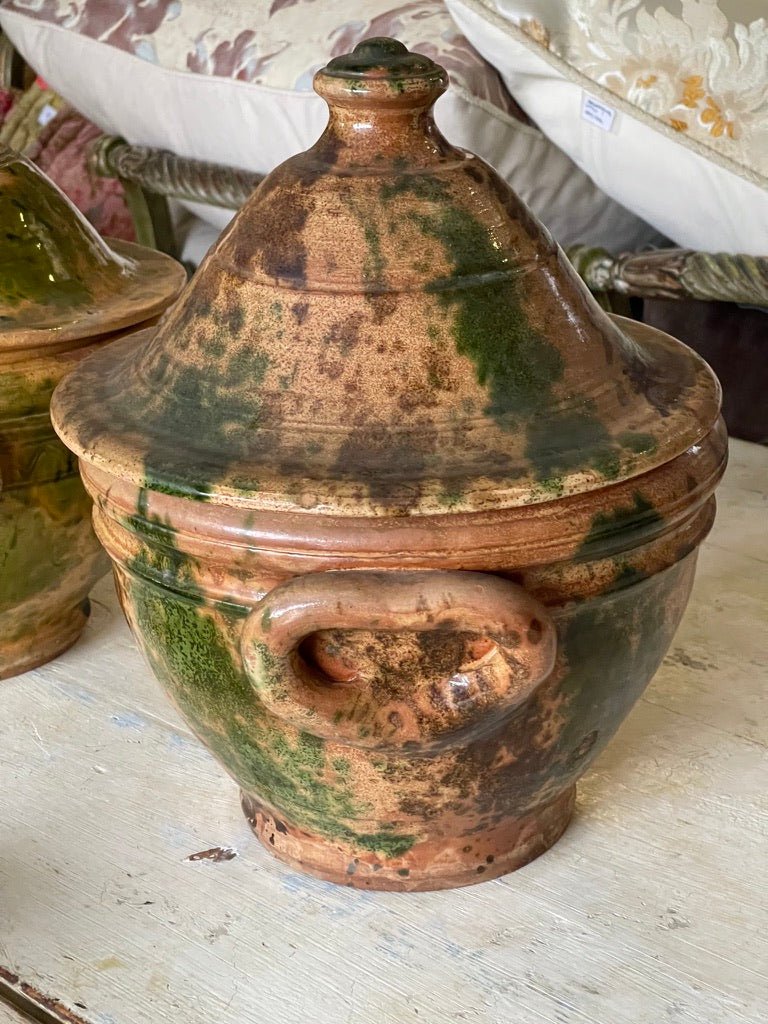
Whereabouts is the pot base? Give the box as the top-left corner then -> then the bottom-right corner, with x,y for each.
0,599 -> 90,681
242,786 -> 576,892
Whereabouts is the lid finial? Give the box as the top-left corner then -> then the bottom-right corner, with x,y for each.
315,36 -> 447,108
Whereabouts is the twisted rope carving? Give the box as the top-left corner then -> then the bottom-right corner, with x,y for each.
569,245 -> 768,307
682,251 -> 768,306
0,33 -> 15,90
90,136 -> 262,209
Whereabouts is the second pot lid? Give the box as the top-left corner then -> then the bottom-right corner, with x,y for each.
0,145 -> 185,351
51,39 -> 721,518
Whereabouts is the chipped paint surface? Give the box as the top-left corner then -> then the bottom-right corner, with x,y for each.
185,847 -> 238,863
0,963 -> 92,1024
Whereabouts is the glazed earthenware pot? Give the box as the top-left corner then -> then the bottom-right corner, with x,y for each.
0,146 -> 185,679
51,39 -> 725,891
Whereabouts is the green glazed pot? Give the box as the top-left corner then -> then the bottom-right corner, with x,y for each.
51,40 -> 726,889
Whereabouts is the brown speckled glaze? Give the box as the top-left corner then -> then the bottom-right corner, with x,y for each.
51,40 -> 726,889
0,146 -> 185,680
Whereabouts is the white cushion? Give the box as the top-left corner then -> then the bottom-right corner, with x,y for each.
0,0 -> 663,250
171,204 -> 221,267
445,0 -> 768,255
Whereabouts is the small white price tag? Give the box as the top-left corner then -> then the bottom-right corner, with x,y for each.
37,103 -> 58,127
581,93 -> 616,132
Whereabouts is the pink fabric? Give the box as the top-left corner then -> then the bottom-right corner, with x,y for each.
0,87 -> 16,119
29,107 -> 135,242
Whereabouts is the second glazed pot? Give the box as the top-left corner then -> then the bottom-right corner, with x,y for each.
0,146 -> 185,678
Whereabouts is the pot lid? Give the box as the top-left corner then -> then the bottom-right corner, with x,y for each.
51,39 -> 720,517
0,145 -> 185,351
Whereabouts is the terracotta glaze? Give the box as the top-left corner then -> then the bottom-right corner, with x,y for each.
51,39 -> 726,890
0,146 -> 185,680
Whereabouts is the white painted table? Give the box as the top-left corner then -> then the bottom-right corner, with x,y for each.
1,439 -> 766,1024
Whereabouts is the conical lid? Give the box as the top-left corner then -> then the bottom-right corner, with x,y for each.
51,39 -> 720,517
0,145 -> 185,351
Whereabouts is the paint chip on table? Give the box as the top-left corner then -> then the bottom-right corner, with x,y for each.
185,846 -> 238,863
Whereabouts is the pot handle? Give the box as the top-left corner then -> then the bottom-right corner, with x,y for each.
240,570 -> 556,751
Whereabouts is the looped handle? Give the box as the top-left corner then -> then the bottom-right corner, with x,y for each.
240,570 -> 557,752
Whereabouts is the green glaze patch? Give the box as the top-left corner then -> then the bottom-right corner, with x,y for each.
613,562 -> 652,589
530,475 -> 565,499
1,431 -> 77,490
0,208 -> 90,311
128,538 -> 415,857
0,477 -> 93,609
436,487 -> 463,509
0,369 -> 79,487
552,559 -> 689,776
0,369 -> 56,420
352,831 -> 416,858
332,756 -> 351,777
249,639 -> 290,703
576,492 -> 663,561
0,159 -> 126,320
140,329 -> 271,499
617,431 -> 658,456
380,175 -> 450,204
363,222 -> 386,289
451,556 -> 693,815
407,192 -> 625,482
225,302 -> 245,336
525,408 -> 619,481
128,522 -> 204,602
420,205 -> 564,422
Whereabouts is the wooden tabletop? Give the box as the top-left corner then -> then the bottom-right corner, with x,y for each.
1,439 -> 766,1024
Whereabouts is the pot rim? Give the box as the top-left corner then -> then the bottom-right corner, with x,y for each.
80,415 -> 727,570
0,310 -> 169,369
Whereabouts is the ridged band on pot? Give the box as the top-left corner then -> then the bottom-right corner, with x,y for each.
77,407 -> 725,597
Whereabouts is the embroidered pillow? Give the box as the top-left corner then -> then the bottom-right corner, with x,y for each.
446,0 -> 768,254
0,0 -> 662,250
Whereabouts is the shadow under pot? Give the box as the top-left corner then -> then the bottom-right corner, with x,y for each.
50,38 -> 726,890
0,146 -> 185,680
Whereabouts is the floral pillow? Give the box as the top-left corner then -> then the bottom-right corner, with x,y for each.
506,0 -> 768,178
1,0 -> 523,117
447,0 -> 768,254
